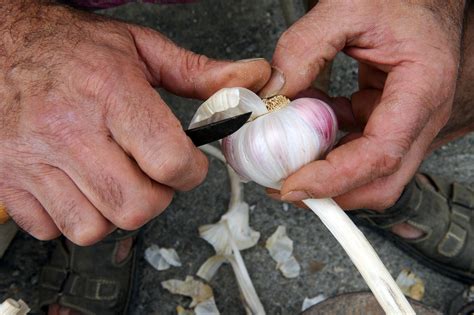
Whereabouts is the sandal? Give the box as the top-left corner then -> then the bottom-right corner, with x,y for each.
39,229 -> 138,315
350,173 -> 474,283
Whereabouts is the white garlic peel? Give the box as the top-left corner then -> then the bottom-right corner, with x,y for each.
161,276 -> 214,309
0,299 -> 30,315
189,88 -> 267,129
265,226 -> 301,278
145,245 -> 182,271
198,144 -> 265,315
301,294 -> 326,312
194,88 -> 415,314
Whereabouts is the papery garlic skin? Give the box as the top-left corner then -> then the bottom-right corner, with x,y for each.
189,88 -> 268,129
222,98 -> 337,188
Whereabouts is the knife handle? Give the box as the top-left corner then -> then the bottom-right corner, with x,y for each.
0,204 -> 9,224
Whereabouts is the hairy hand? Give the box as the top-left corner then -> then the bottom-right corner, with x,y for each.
0,1 -> 270,244
261,0 -> 465,210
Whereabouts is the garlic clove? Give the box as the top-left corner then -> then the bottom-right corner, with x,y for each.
189,88 -> 268,129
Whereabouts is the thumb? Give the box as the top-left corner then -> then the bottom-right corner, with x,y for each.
260,2 -> 359,98
127,25 -> 271,99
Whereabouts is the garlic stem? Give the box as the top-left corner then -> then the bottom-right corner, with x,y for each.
200,145 -> 243,211
263,95 -> 290,112
226,222 -> 266,315
303,198 -> 415,315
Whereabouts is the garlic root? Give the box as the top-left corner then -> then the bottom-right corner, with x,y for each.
304,198 -> 415,315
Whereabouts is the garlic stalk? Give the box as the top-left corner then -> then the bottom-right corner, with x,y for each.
192,88 -> 415,315
198,144 -> 265,315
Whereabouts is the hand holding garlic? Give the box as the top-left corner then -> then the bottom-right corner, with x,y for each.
262,0 -> 464,211
191,87 -> 415,314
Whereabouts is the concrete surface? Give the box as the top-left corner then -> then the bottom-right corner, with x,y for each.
0,1 -> 472,314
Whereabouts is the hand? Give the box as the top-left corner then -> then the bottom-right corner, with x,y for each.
261,0 -> 465,210
0,1 -> 270,245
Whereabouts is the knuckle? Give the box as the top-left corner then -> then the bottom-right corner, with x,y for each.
152,147 -> 195,184
68,224 -> 109,246
113,208 -> 151,230
371,184 -> 404,211
113,191 -> 172,230
31,228 -> 61,241
377,152 -> 402,176
180,49 -> 210,77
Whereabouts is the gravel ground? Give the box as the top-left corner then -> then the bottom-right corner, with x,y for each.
1,1 -> 472,314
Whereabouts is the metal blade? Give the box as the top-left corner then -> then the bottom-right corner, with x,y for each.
185,112 -> 251,146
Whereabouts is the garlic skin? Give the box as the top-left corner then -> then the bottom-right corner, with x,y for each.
222,98 -> 337,188
190,88 -> 267,129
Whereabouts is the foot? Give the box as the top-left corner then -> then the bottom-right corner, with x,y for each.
40,230 -> 137,315
351,173 -> 474,283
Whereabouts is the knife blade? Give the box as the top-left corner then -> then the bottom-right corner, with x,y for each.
185,112 -> 251,146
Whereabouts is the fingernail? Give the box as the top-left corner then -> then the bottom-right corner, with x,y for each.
237,57 -> 266,63
281,190 -> 310,201
259,67 -> 285,98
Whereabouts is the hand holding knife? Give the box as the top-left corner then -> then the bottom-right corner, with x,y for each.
0,112 -> 251,224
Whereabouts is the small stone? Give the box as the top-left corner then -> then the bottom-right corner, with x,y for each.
282,203 -> 289,212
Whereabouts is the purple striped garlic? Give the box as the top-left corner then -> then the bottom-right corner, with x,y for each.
189,88 -> 338,189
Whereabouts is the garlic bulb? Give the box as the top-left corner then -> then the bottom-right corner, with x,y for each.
222,97 -> 337,188
191,88 -> 415,314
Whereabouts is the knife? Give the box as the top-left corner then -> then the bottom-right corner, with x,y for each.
0,112 -> 251,224
185,112 -> 251,146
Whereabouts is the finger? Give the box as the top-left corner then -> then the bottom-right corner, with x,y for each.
281,64 -> 445,201
127,25 -> 271,98
28,165 -> 113,246
1,188 -> 60,240
56,132 -> 174,232
260,2 -> 363,98
265,188 -> 307,208
333,109 -> 447,210
107,81 -> 208,191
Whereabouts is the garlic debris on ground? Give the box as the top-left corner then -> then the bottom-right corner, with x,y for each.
265,226 -> 301,278
396,269 -> 425,301
192,88 -> 415,314
301,294 -> 326,312
0,299 -> 30,315
145,244 -> 182,271
176,297 -> 220,315
162,276 -> 216,310
197,144 -> 265,315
